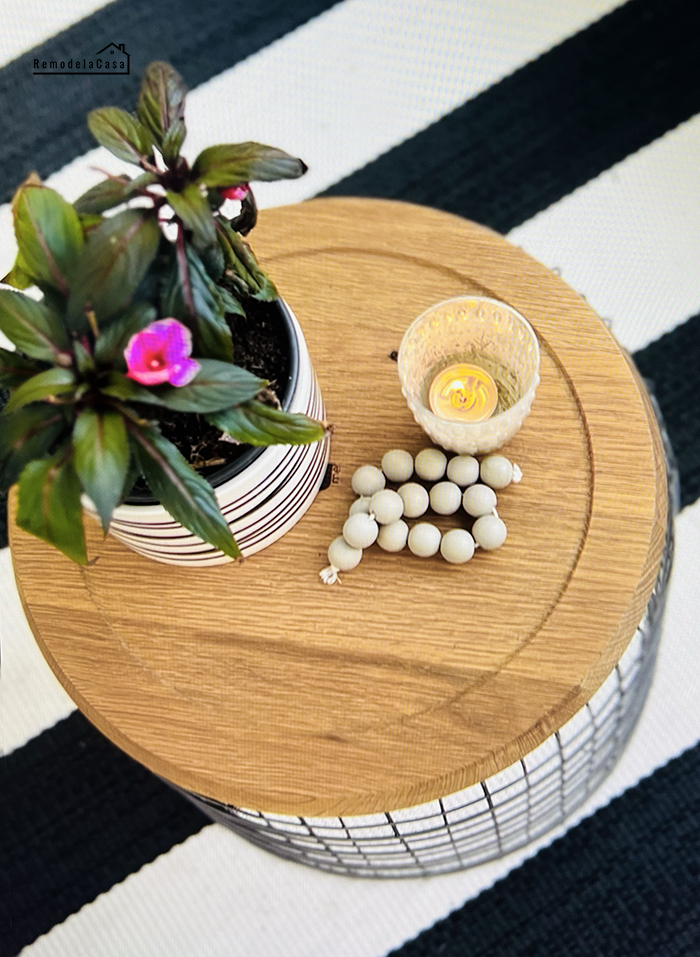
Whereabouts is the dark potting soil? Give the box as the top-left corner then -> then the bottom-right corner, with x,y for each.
128,298 -> 290,498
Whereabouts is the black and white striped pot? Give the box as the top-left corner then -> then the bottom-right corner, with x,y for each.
98,300 -> 329,566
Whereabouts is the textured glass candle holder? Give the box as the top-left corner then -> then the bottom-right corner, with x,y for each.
398,296 -> 541,453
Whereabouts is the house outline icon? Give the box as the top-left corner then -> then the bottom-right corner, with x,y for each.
95,43 -> 130,62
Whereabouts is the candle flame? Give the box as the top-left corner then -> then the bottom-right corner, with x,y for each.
429,363 -> 498,422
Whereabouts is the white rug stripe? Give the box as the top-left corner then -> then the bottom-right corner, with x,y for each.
509,114 -> 700,353
18,503 -> 700,957
1,0 -> 630,752
0,0 -> 113,69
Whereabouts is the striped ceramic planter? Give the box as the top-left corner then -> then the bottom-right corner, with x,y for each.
100,300 -> 329,566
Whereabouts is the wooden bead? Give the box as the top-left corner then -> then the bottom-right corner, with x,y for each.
462,484 -> 497,517
381,449 -> 414,483
398,483 -> 429,518
349,496 -> 371,515
351,465 -> 386,497
369,489 -> 404,525
328,536 -> 363,571
440,528 -> 475,564
414,448 -> 447,481
429,482 -> 462,515
446,455 -> 480,487
472,514 -> 507,550
377,520 -> 409,552
343,513 -> 379,549
480,455 -> 514,489
408,522 -> 442,557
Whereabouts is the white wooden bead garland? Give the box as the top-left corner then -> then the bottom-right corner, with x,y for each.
319,449 -> 522,583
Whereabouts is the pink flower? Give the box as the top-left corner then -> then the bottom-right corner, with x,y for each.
124,318 -> 200,387
220,184 -> 250,201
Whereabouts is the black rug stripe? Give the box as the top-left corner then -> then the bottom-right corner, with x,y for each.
635,315 -> 700,508
323,0 -> 700,235
389,742 -> 700,957
1,711 -> 209,957
4,2 -> 700,953
0,0 -> 340,205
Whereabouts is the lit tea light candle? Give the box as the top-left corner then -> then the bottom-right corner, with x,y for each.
428,362 -> 498,423
398,296 -> 540,454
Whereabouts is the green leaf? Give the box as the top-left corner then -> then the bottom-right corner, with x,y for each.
0,290 -> 70,363
94,301 -> 157,366
155,360 -> 264,412
161,120 -> 186,166
217,285 -> 245,316
119,452 -> 143,503
74,176 -> 131,214
41,287 -> 71,317
73,340 -> 94,375
208,400 -> 326,446
0,404 -> 67,489
3,367 -> 75,414
192,143 -> 307,188
87,107 -> 154,165
78,213 -> 104,234
251,275 -> 277,302
74,172 -> 157,215
102,360 -> 265,413
166,184 -> 216,250
100,370 -> 152,402
129,242 -> 165,305
73,408 -> 129,531
67,210 -> 161,332
160,245 -> 232,361
198,241 -> 225,282
1,261 -> 33,289
16,450 -> 87,564
126,420 -> 239,558
12,182 -> 84,295
0,347 -> 41,389
137,61 -> 187,148
217,219 -> 277,301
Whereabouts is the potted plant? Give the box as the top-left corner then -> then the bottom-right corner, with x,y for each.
0,61 -> 329,567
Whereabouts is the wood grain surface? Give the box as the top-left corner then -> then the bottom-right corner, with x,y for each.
9,198 -> 668,817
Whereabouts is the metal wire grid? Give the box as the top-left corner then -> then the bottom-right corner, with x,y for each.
183,399 -> 677,877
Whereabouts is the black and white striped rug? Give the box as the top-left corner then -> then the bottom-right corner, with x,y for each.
3,1 -> 700,954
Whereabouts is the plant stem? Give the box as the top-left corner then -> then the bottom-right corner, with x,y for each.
139,156 -> 160,175
90,167 -> 130,184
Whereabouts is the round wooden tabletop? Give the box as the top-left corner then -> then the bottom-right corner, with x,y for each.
10,197 -> 667,817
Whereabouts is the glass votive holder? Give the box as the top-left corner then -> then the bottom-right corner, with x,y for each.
397,296 -> 540,454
